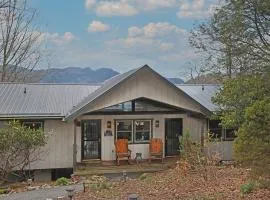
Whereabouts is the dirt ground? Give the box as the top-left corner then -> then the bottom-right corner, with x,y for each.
75,165 -> 270,200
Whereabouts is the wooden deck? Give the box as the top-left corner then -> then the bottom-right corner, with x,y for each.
75,157 -> 178,177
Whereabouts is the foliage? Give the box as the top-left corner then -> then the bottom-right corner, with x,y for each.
55,177 -> 70,186
138,173 -> 152,181
189,0 -> 270,79
0,188 -> 8,194
0,0 -> 46,82
240,182 -> 255,194
191,0 -> 270,178
213,71 -> 270,177
178,130 -> 221,181
90,181 -> 111,191
0,121 -> 47,182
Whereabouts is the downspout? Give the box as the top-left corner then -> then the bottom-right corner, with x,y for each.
73,120 -> 77,172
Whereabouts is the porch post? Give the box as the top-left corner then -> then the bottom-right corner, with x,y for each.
73,120 -> 77,171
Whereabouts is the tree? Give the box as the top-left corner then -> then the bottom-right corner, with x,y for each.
189,0 -> 270,78
191,0 -> 270,177
0,0 -> 44,82
0,121 -> 47,182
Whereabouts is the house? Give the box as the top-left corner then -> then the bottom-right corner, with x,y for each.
0,65 -> 233,181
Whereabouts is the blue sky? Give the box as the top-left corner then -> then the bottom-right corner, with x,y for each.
29,0 -> 221,79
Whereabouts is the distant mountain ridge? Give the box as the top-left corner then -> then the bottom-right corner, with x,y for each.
38,67 -> 184,84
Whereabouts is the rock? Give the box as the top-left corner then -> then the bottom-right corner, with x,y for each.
41,184 -> 51,189
27,186 -> 40,191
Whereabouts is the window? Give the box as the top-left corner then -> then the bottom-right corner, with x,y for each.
209,120 -> 222,140
116,120 -> 133,142
23,121 -> 43,130
134,120 -> 151,143
116,119 -> 152,143
208,120 -> 236,141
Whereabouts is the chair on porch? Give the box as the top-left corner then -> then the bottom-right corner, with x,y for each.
148,138 -> 163,163
115,139 -> 131,166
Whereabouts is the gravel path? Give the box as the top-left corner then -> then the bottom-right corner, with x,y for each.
0,184 -> 83,200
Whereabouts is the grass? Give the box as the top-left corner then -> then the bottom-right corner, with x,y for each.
240,182 -> 255,194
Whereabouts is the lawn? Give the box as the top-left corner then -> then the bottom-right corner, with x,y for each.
75,164 -> 270,200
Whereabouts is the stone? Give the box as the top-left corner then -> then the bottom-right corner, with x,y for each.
27,186 -> 40,191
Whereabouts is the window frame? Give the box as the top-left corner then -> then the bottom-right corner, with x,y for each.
115,119 -> 152,144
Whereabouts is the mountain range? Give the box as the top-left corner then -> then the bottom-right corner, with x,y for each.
38,67 -> 184,84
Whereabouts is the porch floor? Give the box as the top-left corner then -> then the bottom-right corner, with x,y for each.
75,157 -> 178,177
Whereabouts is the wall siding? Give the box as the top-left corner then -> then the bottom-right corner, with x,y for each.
31,120 -> 74,169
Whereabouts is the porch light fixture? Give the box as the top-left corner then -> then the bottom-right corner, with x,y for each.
107,121 -> 112,129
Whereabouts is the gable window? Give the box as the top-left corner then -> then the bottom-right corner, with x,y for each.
115,119 -> 152,143
22,121 -> 43,130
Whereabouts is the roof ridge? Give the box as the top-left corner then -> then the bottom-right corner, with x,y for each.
0,82 -> 102,86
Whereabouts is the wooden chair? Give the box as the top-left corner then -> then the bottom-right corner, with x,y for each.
115,139 -> 131,165
148,138 -> 163,163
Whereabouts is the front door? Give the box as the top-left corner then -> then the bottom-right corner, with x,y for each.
82,120 -> 101,159
165,118 -> 183,156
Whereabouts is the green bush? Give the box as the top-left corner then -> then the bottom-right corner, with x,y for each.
90,181 -> 111,191
0,188 -> 8,194
55,177 -> 70,186
240,182 -> 254,194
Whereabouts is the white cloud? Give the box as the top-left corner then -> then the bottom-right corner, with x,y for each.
43,32 -> 78,45
128,22 -> 186,38
96,1 -> 138,16
85,0 -> 177,17
177,0 -> 220,19
132,0 -> 177,11
88,20 -> 110,32
85,0 -> 96,10
142,22 -> 186,38
108,22 -> 185,53
128,26 -> 143,37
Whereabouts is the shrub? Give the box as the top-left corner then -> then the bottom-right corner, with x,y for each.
55,177 -> 70,186
138,173 -> 152,181
240,182 -> 254,194
0,188 -> 8,194
90,181 -> 111,191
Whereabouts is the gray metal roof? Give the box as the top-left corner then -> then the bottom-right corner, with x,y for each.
176,84 -> 221,112
0,66 -> 221,119
0,83 -> 99,118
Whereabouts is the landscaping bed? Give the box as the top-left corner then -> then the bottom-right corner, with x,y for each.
75,165 -> 270,200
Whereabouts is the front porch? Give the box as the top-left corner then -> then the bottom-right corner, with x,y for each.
75,157 -> 178,177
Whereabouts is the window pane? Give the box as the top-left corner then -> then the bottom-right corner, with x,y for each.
116,120 -> 133,142
117,131 -> 132,141
117,120 -> 132,131
134,120 -> 151,143
135,120 -> 150,131
225,129 -> 236,141
135,131 -> 150,142
209,120 -> 222,140
23,122 -> 43,130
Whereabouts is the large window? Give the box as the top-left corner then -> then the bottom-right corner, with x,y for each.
208,120 -> 236,141
116,119 -> 152,143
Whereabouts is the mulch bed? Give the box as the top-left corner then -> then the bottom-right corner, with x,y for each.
75,165 -> 270,200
